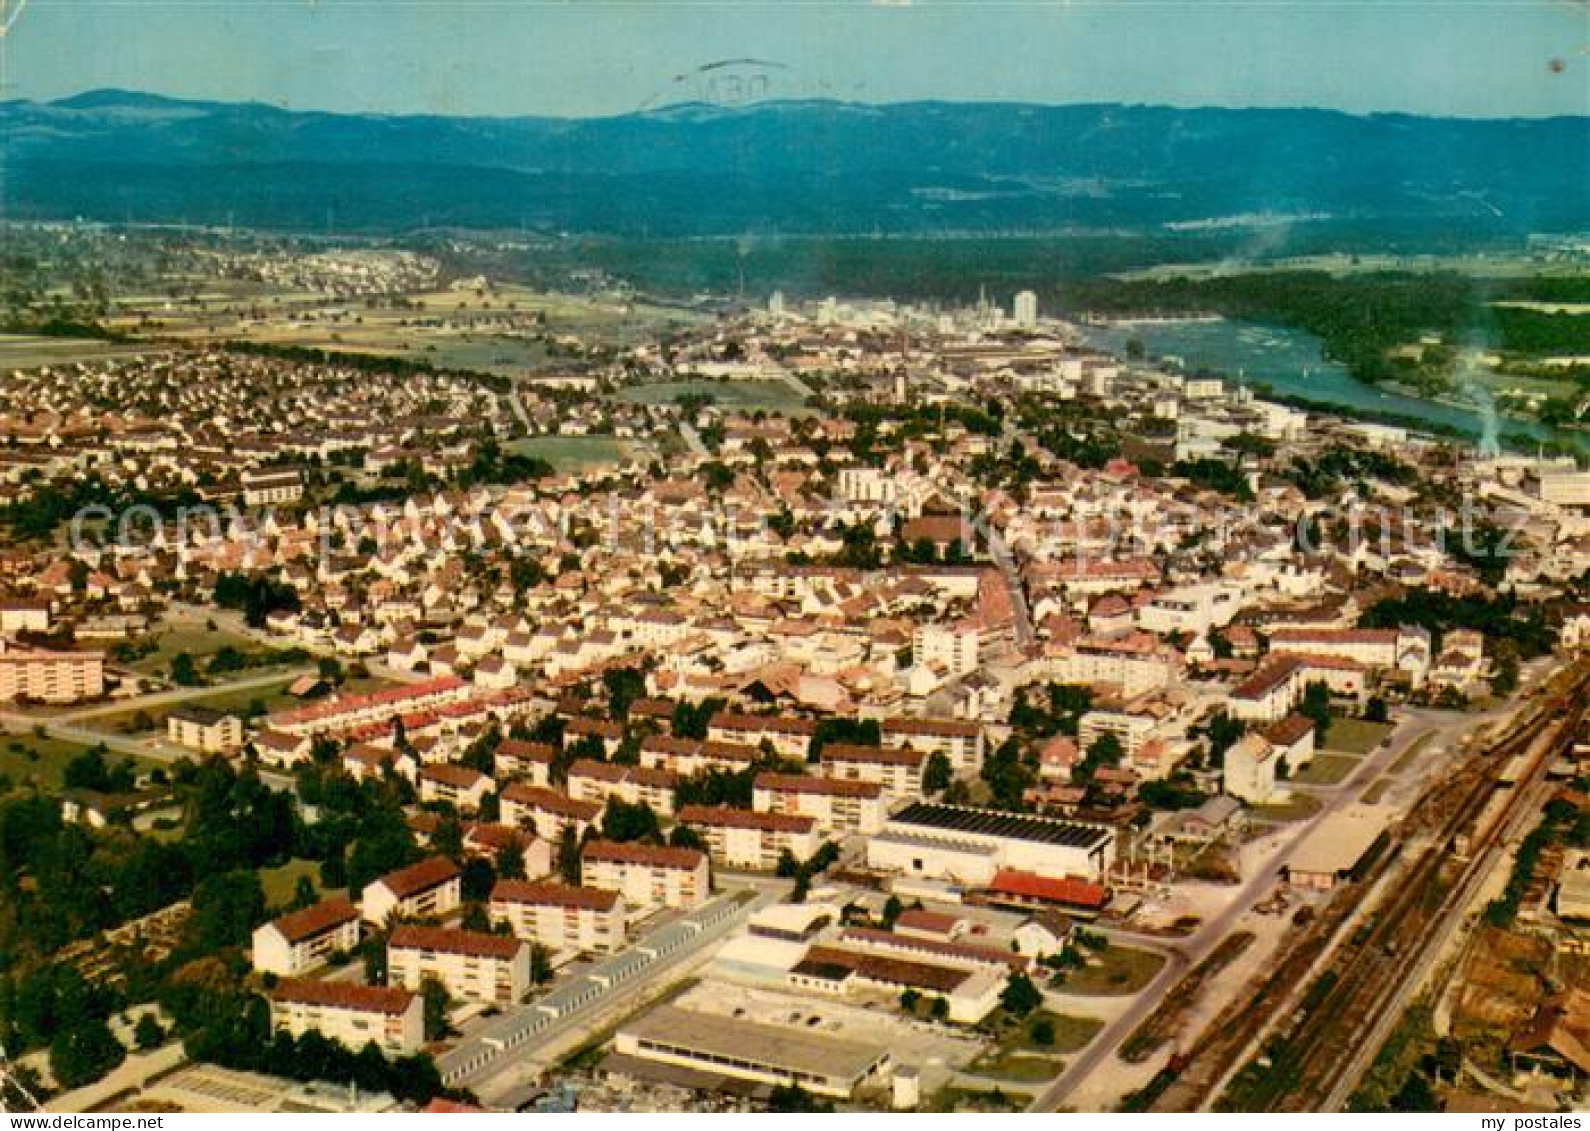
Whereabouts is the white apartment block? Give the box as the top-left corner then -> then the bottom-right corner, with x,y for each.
819,743 -> 926,800
566,759 -> 679,817
500,784 -> 603,840
580,839 -> 709,910
268,979 -> 423,1055
167,706 -> 243,753
417,763 -> 493,812
752,773 -> 886,835
881,717 -> 985,774
675,805 -> 821,870
251,898 -> 363,977
1224,733 -> 1279,804
0,641 -> 105,704
360,857 -> 463,926
489,879 -> 625,954
387,925 -> 530,1006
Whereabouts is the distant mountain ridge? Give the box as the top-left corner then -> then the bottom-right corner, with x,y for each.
2,89 -> 1584,237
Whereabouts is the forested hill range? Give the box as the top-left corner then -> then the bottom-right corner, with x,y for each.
2,89 -> 1586,238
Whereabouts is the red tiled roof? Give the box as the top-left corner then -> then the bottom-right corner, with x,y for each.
270,977 -> 414,1016
489,879 -> 618,912
883,716 -> 981,739
372,856 -> 461,899
266,898 -> 360,944
581,839 -> 705,871
754,772 -> 882,799
677,804 -> 816,834
389,925 -> 523,960
987,869 -> 1109,910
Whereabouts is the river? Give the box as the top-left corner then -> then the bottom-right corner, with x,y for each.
1079,318 -> 1578,454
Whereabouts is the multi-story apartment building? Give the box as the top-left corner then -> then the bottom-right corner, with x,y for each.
268,979 -> 423,1055
580,839 -> 708,910
706,712 -> 818,761
752,773 -> 886,835
819,743 -> 926,799
675,805 -> 820,870
494,739 -> 555,785
251,898 -> 362,977
417,764 -> 493,813
500,784 -> 602,840
638,736 -> 759,777
387,925 -> 529,1006
166,706 -> 243,753
488,879 -> 625,954
0,640 -> 105,704
361,856 -> 463,926
881,716 -> 985,774
565,759 -> 679,816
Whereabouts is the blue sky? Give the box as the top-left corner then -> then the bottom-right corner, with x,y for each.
4,0 -> 1586,119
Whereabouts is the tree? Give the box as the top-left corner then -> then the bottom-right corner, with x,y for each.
556,826 -> 582,885
928,996 -> 950,1022
420,977 -> 451,1041
50,1017 -> 125,1089
768,1083 -> 833,1113
190,870 -> 267,950
134,1013 -> 165,1051
1364,696 -> 1390,724
1030,1017 -> 1056,1047
292,874 -> 318,910
495,841 -> 526,881
923,751 -> 953,794
1000,971 -> 1043,1018
1300,681 -> 1333,740
601,799 -> 660,844
169,652 -> 202,687
881,895 -> 904,929
899,988 -> 920,1013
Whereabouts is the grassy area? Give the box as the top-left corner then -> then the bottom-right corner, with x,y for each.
1322,717 -> 1393,755
615,378 -> 807,412
88,675 -> 306,735
259,858 -> 331,908
967,1051 -> 1062,1083
1292,752 -> 1360,786
925,1085 -> 1028,1112
0,732 -> 143,793
1056,946 -> 1166,996
507,434 -> 630,470
1250,792 -> 1325,823
128,622 -> 264,676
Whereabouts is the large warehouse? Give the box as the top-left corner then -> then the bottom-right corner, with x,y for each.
866,802 -> 1116,886
613,1005 -> 891,1098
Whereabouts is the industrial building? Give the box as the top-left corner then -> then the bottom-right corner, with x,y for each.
867,802 -> 1116,885
613,1005 -> 891,1099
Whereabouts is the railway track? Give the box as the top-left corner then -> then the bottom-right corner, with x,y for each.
1146,662 -> 1590,1113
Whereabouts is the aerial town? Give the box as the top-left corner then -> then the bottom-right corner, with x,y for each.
1,0 -> 1588,1119
0,227 -> 1588,1117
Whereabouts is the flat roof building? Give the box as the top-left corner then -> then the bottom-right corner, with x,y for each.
614,1005 -> 890,1099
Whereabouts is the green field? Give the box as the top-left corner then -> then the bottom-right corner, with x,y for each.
1322,718 -> 1393,755
0,732 -> 150,793
1058,946 -> 1166,996
615,378 -> 808,412
0,334 -> 153,369
260,857 -> 336,908
508,434 -> 633,470
1293,752 -> 1360,786
1251,792 -> 1325,823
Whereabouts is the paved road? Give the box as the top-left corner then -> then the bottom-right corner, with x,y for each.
678,422 -> 710,458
